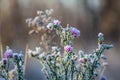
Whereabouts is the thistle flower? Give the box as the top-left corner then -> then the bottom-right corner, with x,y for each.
4,47 -> 13,58
37,52 -> 46,59
70,27 -> 80,37
26,9 -> 113,80
2,58 -> 8,65
78,58 -> 85,63
27,48 -> 40,58
53,19 -> 61,26
35,47 -> 41,53
13,53 -> 19,60
47,23 -> 54,30
98,32 -> 104,37
37,10 -> 44,15
98,32 -> 104,44
18,53 -> 23,60
45,9 -> 54,15
64,45 -> 73,53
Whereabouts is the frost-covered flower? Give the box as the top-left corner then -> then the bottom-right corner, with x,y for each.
53,19 -> 61,26
13,53 -> 19,60
35,47 -> 41,53
98,32 -> 104,37
79,58 -> 85,63
47,23 -> 54,30
4,48 -> 13,58
45,9 -> 54,15
70,27 -> 80,37
18,53 -> 23,59
38,52 -> 46,59
37,10 -> 43,15
2,58 -> 8,65
98,32 -> 104,44
64,45 -> 73,53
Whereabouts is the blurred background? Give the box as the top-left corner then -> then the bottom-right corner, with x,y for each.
0,0 -> 120,80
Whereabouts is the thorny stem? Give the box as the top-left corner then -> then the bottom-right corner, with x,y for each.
16,60 -> 23,80
46,61 -> 57,80
89,46 -> 105,80
6,59 -> 10,80
71,60 -> 74,80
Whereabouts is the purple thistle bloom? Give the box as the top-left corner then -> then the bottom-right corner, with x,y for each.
70,27 -> 80,37
64,45 -> 73,53
4,49 -> 13,58
53,19 -> 61,26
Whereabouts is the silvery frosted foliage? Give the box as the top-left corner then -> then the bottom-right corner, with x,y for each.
0,47 -> 25,80
26,9 -> 60,53
27,11 -> 113,80
26,9 -> 54,34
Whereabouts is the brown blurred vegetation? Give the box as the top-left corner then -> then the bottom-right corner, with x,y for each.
0,0 -> 120,80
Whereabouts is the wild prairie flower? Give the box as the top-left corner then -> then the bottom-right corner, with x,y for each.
45,9 -> 54,15
79,58 -> 85,63
37,10 -> 44,15
98,33 -> 104,44
98,32 -> 104,37
35,47 -> 41,53
70,27 -> 80,37
4,48 -> 13,58
18,53 -> 23,60
13,53 -> 19,60
28,49 -> 40,58
2,58 -> 8,65
26,9 -> 113,80
53,19 -> 61,26
64,45 -> 73,53
47,23 -> 54,30
38,52 -> 46,59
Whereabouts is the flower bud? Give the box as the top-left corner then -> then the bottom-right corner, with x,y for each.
13,53 -> 19,60
70,27 -> 80,37
47,23 -> 54,30
4,47 -> 13,58
2,58 -> 8,65
53,20 -> 61,26
64,45 -> 73,53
